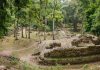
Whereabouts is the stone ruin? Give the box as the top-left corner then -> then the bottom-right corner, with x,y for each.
71,34 -> 100,47
32,34 -> 100,65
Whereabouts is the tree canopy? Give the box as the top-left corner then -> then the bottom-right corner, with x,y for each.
0,0 -> 100,38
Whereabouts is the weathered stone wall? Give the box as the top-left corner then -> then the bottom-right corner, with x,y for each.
44,45 -> 100,58
37,34 -> 100,65
39,54 -> 100,65
71,35 -> 100,47
38,46 -> 100,65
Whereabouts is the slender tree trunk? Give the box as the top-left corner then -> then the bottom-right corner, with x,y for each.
36,28 -> 41,43
25,27 -> 27,38
52,0 -> 57,40
52,9 -> 55,40
73,18 -> 78,32
52,18 -> 55,40
73,22 -> 77,32
38,30 -> 41,43
43,0 -> 48,40
43,32 -> 46,40
81,16 -> 85,35
38,0 -> 42,43
28,23 -> 31,39
15,7 -> 20,40
81,22 -> 84,35
28,12 -> 31,39
21,26 -> 24,38
15,19 -> 18,40
14,22 -> 16,37
44,18 -> 47,40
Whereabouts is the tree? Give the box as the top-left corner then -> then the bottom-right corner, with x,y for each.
0,0 -> 11,38
79,0 -> 100,36
14,0 -> 29,40
47,0 -> 63,40
62,0 -> 81,32
43,0 -> 48,40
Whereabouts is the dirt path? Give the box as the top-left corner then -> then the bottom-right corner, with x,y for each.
0,40 -> 39,64
15,42 -> 39,65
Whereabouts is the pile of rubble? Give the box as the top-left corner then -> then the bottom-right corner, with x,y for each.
71,34 -> 100,47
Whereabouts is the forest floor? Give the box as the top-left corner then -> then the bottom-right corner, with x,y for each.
0,30 -> 100,70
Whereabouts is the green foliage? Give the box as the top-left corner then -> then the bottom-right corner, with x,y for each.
91,7 -> 100,36
0,0 -> 64,38
0,0 -> 11,38
14,0 -> 29,8
62,0 -> 81,31
79,0 -> 100,36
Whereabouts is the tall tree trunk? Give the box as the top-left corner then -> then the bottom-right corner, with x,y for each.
38,29 -> 41,43
52,10 -> 55,40
44,18 -> 47,40
52,18 -> 55,40
25,27 -> 27,38
28,23 -> 31,39
14,22 -> 16,37
15,19 -> 18,40
52,0 -> 57,40
73,20 -> 78,32
15,7 -> 20,40
21,26 -> 24,38
28,12 -> 31,39
81,16 -> 85,35
38,0 -> 42,43
43,0 -> 48,40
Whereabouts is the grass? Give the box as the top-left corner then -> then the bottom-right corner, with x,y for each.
18,61 -> 100,70
0,31 -> 52,50
0,32 -> 36,50
19,62 -> 69,70
0,56 -> 19,69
